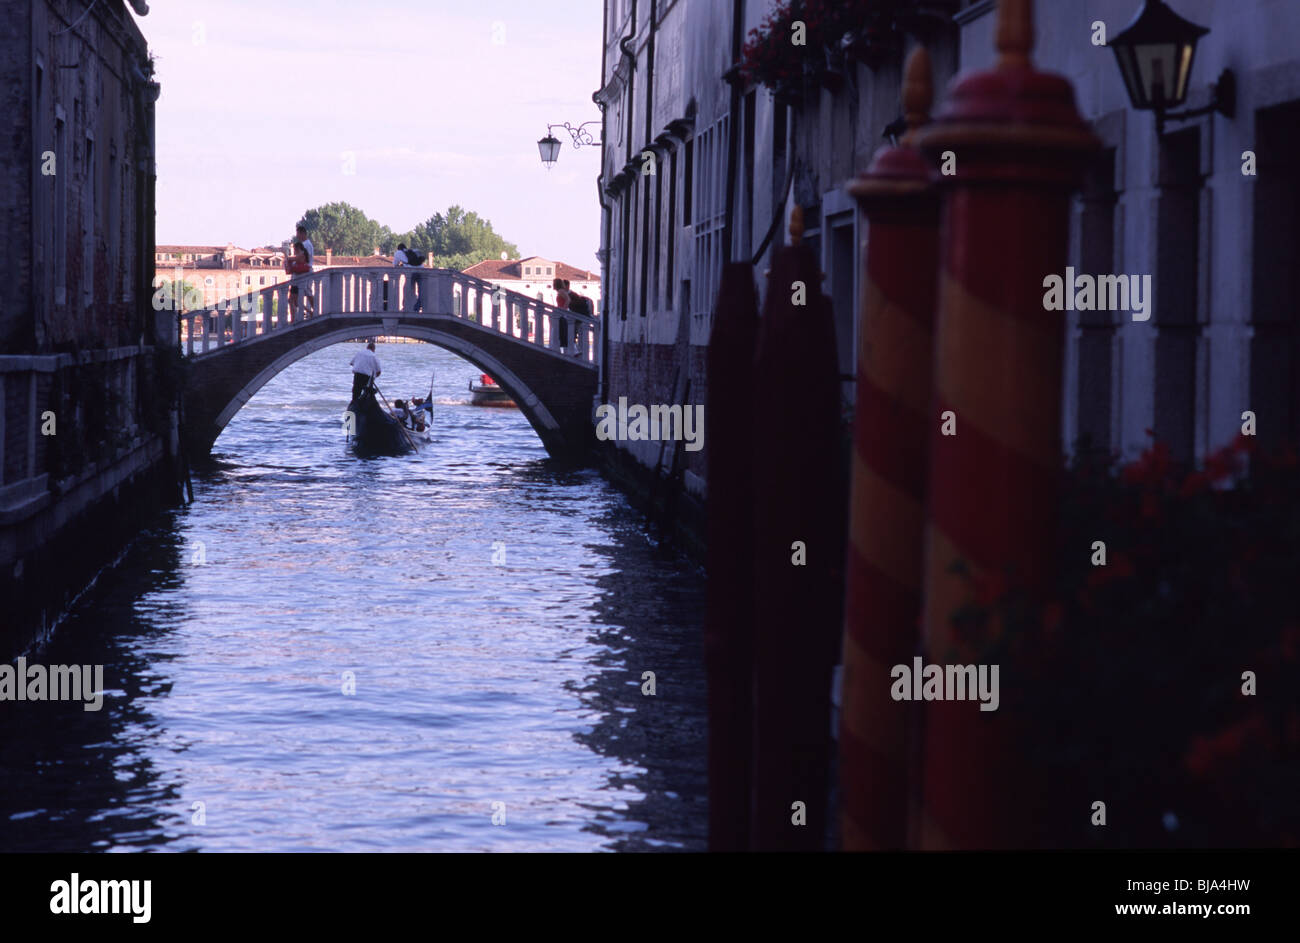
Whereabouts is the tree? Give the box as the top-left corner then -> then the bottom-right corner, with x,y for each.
414,205 -> 519,269
293,203 -> 520,268
297,202 -> 387,256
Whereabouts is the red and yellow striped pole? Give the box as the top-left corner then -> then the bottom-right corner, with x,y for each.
912,0 -> 1098,849
839,47 -> 941,851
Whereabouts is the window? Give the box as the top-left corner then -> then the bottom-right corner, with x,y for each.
1074,148 -> 1118,459
524,266 -> 531,275
683,138 -> 694,225
652,153 -> 663,312
245,276 -> 251,285
259,276 -> 266,286
53,113 -> 66,306
1152,128 -> 1203,464
1251,101 -> 1300,450
640,167 -> 652,316
666,148 -> 677,309
619,189 -> 631,320
692,117 -> 728,326
742,90 -> 755,258
34,62 -> 46,283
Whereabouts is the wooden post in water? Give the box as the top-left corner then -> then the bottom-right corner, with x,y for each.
912,0 -> 1098,849
839,45 -> 941,851
704,261 -> 760,851
749,207 -> 845,851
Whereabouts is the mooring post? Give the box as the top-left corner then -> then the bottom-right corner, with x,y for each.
839,45 -> 941,851
750,207 -> 845,851
912,0 -> 1099,849
704,261 -> 760,851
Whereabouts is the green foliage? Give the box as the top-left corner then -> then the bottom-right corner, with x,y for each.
298,203 -> 518,269
297,202 -> 388,256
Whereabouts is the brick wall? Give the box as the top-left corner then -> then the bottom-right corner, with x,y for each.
605,337 -> 709,487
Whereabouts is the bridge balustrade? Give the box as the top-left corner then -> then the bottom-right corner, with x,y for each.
178,266 -> 599,368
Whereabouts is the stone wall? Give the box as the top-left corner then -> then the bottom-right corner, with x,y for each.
1,0 -> 172,651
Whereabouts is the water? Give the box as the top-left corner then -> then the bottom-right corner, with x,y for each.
1,343 -> 707,852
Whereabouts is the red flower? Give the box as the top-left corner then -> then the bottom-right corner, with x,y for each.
1184,715 -> 1271,778
1179,470 -> 1210,497
1203,445 -> 1238,484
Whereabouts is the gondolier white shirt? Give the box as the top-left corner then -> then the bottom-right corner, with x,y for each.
351,349 -> 381,377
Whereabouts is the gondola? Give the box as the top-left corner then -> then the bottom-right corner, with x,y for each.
346,384 -> 417,456
468,373 -> 517,408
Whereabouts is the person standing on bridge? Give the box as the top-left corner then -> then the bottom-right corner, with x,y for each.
393,243 -> 424,313
350,341 -> 382,400
296,225 -> 316,317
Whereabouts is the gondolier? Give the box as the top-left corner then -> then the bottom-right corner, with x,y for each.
350,341 -> 382,399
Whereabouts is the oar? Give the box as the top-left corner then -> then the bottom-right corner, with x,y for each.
422,369 -> 436,432
370,379 -> 420,452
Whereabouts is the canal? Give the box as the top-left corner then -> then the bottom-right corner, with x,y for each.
1,342 -> 708,852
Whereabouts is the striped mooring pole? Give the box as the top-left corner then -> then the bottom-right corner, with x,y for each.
839,46 -> 941,851
912,0 -> 1099,849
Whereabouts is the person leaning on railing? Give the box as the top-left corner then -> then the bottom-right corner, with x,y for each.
296,225 -> 316,316
286,240 -> 311,320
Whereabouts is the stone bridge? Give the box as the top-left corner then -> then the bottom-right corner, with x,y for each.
178,266 -> 600,462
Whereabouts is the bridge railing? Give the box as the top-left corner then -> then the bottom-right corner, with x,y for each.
180,266 -> 599,367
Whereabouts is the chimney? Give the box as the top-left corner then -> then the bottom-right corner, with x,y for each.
325,247 -> 332,265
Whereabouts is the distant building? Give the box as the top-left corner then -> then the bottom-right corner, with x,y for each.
152,244 -> 405,310
461,257 -> 600,314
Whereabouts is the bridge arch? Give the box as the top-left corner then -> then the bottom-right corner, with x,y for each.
212,325 -> 564,447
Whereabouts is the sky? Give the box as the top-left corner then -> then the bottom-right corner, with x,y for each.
130,0 -> 605,272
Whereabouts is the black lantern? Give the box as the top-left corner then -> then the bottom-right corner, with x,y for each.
1110,0 -> 1234,136
536,121 -> 601,169
537,134 -> 561,169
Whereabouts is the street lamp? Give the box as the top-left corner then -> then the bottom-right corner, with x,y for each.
1110,0 -> 1234,136
537,134 -> 562,169
536,121 -> 601,169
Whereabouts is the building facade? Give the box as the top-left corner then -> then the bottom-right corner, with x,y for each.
953,0 -> 1300,462
593,0 -> 962,519
1,0 -> 174,651
594,0 -> 1299,531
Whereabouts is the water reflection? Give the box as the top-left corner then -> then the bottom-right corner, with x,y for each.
1,343 -> 706,852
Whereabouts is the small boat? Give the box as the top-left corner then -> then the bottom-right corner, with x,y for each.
468,373 -> 516,408
346,386 -> 417,456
